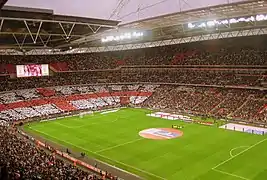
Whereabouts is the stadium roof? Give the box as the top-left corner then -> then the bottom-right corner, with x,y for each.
6,0 -> 246,24
2,0 -> 267,54
0,6 -> 119,50
71,0 -> 267,47
0,0 -> 8,9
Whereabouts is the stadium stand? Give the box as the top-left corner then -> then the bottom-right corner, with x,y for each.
0,84 -> 265,125
0,126 -> 104,180
0,12 -> 266,180
0,84 -> 155,121
0,67 -> 265,92
1,37 -> 266,73
142,86 -> 266,124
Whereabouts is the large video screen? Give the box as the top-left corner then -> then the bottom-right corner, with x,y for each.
16,64 -> 49,77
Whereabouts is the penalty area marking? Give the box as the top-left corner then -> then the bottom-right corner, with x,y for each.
29,127 -> 166,180
212,168 -> 250,180
212,138 -> 267,180
229,146 -> 249,158
53,118 -> 119,129
212,138 -> 267,169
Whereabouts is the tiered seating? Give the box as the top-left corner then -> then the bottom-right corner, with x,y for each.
0,104 -> 7,111
33,104 -> 61,116
102,96 -> 116,106
54,86 -> 75,95
0,126 -> 103,180
142,85 -> 172,109
140,85 -> 159,92
50,98 -> 77,112
232,99 -> 266,121
0,112 -> 9,121
71,99 -> 96,110
0,110 -> 25,121
0,64 -> 15,74
14,107 -> 41,118
90,98 -> 109,108
0,83 -> 265,124
213,90 -> 251,117
142,86 -> 267,124
257,106 -> 267,123
110,85 -> 123,91
192,89 -> 225,114
127,85 -> 140,91
29,99 -> 48,106
50,62 -> 69,71
36,88 -> 56,97
133,96 -> 148,105
16,89 -> 39,100
0,68 -> 265,92
76,86 -> 93,94
0,92 -> 22,103
0,84 -> 153,121
2,36 -> 267,72
93,86 -> 108,92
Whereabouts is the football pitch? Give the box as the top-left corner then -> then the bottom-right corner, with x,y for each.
24,108 -> 267,180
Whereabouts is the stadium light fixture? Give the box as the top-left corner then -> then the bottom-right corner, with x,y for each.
187,23 -> 194,28
207,20 -> 216,27
229,18 -> 238,24
101,31 -> 144,43
188,13 -> 267,29
256,14 -> 267,21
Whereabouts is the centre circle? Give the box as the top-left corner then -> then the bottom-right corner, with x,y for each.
139,128 -> 183,140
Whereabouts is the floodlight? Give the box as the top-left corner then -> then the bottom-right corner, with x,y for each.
188,23 -> 194,28
199,22 -> 206,28
229,18 -> 238,24
221,20 -> 229,24
207,20 -> 215,27
256,14 -> 266,21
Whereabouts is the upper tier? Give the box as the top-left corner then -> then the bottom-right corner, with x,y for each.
0,36 -> 267,73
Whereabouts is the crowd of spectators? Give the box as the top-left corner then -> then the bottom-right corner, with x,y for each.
142,86 -> 267,125
0,83 -> 265,179
0,126 -> 103,180
0,35 -> 266,179
0,67 -> 264,92
0,84 -> 154,122
0,36 -> 266,92
0,84 -> 265,124
1,36 -> 267,73
0,84 -> 159,179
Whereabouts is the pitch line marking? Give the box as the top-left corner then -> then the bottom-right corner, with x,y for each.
54,121 -> 81,129
29,128 -> 166,180
95,138 -> 144,153
229,146 -> 249,158
75,118 -> 119,128
94,158 -> 143,179
212,168 -> 250,180
53,118 -> 119,129
212,137 -> 267,169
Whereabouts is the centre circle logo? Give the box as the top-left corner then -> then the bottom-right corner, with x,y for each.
139,128 -> 183,140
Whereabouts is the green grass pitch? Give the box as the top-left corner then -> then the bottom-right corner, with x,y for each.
24,108 -> 267,180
